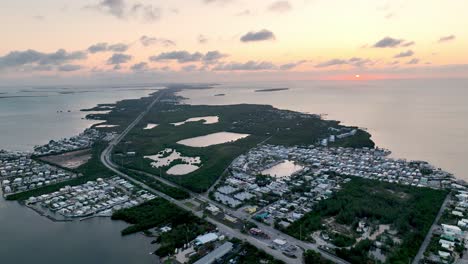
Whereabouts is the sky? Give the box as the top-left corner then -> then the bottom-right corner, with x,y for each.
0,0 -> 467,84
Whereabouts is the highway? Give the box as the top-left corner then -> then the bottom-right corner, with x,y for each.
99,89 -> 349,264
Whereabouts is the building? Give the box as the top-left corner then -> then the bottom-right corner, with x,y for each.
193,242 -> 233,264
195,233 -> 219,246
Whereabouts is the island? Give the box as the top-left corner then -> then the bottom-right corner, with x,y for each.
0,84 -> 464,264
254,88 -> 290,92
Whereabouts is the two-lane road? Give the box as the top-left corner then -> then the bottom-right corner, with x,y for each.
99,89 -> 348,264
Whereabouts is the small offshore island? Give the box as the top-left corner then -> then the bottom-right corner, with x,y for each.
1,84 -> 467,264
255,88 -> 290,93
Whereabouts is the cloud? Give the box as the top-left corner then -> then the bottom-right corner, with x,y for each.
315,57 -> 373,68
240,29 -> 276,42
268,1 -> 292,13
315,59 -> 347,68
203,51 -> 228,64
150,51 -> 203,63
198,35 -> 208,44
0,49 -> 87,69
88,42 -> 129,53
107,53 -> 132,64
394,50 -> 414,58
108,43 -> 129,52
149,50 -> 227,64
130,62 -> 148,71
87,0 -> 161,22
95,0 -> 126,18
407,58 -> 419,65
131,4 -> 161,22
373,37 -> 404,48
33,15 -> 45,21
213,61 -> 276,71
182,65 -> 199,72
88,43 -> 108,53
140,35 -> 175,47
401,41 -> 415,47
279,60 -> 306,70
58,64 -> 82,72
438,35 -> 456,43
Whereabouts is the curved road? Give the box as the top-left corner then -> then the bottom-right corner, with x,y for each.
100,89 -> 349,264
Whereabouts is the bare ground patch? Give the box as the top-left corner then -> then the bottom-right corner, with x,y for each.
39,149 -> 92,169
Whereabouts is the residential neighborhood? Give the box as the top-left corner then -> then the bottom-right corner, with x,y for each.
1,151 -> 82,195
25,177 -> 156,220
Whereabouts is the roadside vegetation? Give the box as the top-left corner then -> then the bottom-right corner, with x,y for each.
303,250 -> 333,264
120,169 -> 190,200
285,177 -> 447,263
111,198 -> 214,257
225,239 -> 285,264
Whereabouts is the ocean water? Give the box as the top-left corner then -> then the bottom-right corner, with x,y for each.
0,85 -> 159,151
0,85 -> 160,264
178,79 -> 468,181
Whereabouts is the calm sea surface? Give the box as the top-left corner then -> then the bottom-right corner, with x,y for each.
0,79 -> 467,263
0,85 -> 159,264
178,79 -> 468,181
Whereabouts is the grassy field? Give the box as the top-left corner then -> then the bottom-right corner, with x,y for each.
109,90 -> 374,192
285,177 -> 447,264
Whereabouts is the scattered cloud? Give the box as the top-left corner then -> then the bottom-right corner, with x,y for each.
0,49 -> 87,69
394,50 -> 414,58
279,60 -> 306,70
198,35 -> 208,44
130,62 -> 148,71
150,51 -> 203,63
108,43 -> 129,52
373,37 -> 404,48
182,65 -> 199,72
149,50 -> 227,64
213,61 -> 276,71
268,1 -> 292,13
407,58 -> 420,65
131,4 -> 161,22
203,51 -> 228,64
94,0 -> 126,18
58,64 -> 82,72
140,35 -> 175,47
33,15 -> 45,21
240,29 -> 276,42
107,53 -> 132,65
401,41 -> 415,47
88,42 -> 129,53
87,0 -> 161,22
438,35 -> 456,43
315,57 -> 373,68
385,13 -> 395,19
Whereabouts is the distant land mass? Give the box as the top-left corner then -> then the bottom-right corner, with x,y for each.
254,88 -> 289,92
214,93 -> 225,96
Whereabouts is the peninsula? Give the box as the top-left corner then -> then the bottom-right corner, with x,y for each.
0,85 -> 463,264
